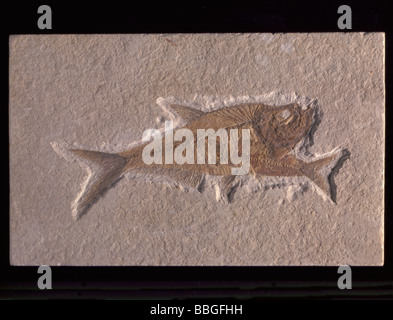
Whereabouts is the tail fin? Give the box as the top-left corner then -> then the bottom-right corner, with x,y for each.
301,153 -> 337,202
51,142 -> 127,220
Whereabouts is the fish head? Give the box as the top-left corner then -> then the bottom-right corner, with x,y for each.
255,103 -> 314,149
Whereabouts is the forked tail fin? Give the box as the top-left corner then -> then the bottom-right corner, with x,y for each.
51,142 -> 127,220
301,153 -> 338,202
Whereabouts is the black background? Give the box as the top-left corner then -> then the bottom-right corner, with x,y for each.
1,0 -> 392,300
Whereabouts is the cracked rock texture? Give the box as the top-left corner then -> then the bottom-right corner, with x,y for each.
9,33 -> 384,265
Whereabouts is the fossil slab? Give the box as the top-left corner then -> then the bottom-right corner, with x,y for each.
9,33 -> 384,266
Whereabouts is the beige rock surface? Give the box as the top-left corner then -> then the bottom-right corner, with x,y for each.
9,33 -> 384,265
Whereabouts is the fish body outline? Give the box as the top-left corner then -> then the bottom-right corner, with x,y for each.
52,102 -> 342,220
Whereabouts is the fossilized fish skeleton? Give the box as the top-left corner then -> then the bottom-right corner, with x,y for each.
52,102 -> 342,220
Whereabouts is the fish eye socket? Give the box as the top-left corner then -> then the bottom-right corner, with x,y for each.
276,109 -> 291,122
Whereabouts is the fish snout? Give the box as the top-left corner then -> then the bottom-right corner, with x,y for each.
303,105 -> 313,114
301,100 -> 317,116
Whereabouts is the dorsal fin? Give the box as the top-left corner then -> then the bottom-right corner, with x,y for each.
169,104 -> 205,122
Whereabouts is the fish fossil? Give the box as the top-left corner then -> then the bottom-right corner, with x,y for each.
52,101 -> 344,220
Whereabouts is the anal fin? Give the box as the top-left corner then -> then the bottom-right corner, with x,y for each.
132,167 -> 204,190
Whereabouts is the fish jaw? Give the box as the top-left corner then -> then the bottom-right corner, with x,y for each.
252,151 -> 340,201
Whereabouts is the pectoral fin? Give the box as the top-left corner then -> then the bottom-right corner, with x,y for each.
272,146 -> 290,159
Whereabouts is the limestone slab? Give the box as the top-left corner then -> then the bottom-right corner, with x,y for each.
9,33 -> 384,266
